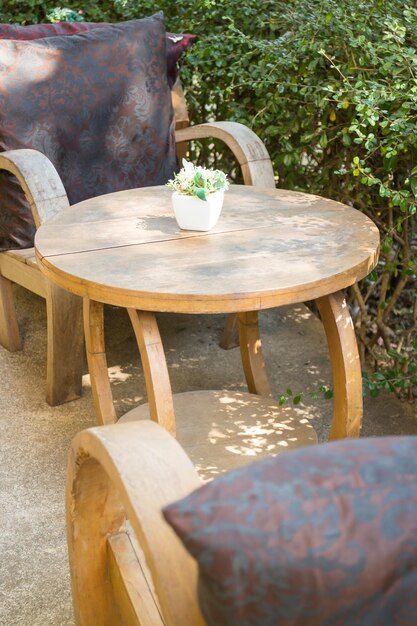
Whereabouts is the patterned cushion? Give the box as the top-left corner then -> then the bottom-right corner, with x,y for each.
164,436 -> 417,626
0,21 -> 89,39
0,14 -> 178,249
165,32 -> 197,88
0,22 -> 197,88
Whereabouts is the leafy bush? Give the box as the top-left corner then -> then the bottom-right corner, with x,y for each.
46,7 -> 83,22
1,0 -> 416,398
119,0 -> 417,398
210,0 -> 417,398
0,0 -> 118,24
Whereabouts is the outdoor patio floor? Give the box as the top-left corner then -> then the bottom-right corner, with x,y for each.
1,285 -> 416,626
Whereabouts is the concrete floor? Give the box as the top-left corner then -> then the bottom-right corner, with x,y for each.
1,286 -> 416,625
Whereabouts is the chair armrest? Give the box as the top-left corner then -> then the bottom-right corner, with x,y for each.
0,148 -> 69,227
175,121 -> 275,188
67,420 -> 205,626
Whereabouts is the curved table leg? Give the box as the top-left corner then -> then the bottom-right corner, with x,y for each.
219,313 -> 239,350
238,311 -> 271,397
316,291 -> 362,440
84,298 -> 117,425
128,309 -> 176,436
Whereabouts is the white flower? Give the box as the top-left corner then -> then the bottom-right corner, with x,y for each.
167,160 -> 229,201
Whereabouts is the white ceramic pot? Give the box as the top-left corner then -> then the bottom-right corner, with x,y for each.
172,191 -> 224,231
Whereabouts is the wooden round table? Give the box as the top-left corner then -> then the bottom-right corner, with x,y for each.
36,185 -> 379,475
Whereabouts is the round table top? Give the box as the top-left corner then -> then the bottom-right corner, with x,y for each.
35,185 -> 380,313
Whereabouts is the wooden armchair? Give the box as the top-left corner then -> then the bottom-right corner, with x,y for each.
67,418 -> 417,626
67,420 -> 204,626
0,82 -> 275,406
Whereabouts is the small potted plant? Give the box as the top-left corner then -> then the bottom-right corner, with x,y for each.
167,159 -> 229,231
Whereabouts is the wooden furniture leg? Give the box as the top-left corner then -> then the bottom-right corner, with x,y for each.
128,309 -> 176,436
67,420 -> 204,626
0,149 -> 83,404
46,282 -> 83,405
316,291 -> 363,439
0,273 -> 21,351
83,298 -> 116,425
238,311 -> 272,397
219,313 -> 239,350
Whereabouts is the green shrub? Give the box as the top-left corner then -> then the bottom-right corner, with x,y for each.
119,0 -> 417,397
1,0 -> 416,397
46,7 -> 83,22
0,0 -> 118,23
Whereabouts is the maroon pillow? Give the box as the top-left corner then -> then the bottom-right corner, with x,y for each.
0,21 -> 90,39
0,22 -> 197,89
165,32 -> 197,88
0,14 -> 178,250
164,436 -> 417,625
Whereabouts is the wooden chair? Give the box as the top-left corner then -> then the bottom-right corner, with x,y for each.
67,419 -> 206,625
0,82 -> 275,406
67,411 -> 315,624
68,420 -> 415,626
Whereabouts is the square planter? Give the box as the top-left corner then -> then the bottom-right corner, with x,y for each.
172,191 -> 224,231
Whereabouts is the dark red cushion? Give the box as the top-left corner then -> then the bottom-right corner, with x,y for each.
0,14 -> 178,249
164,436 -> 417,626
0,22 -> 196,89
0,21 -> 90,38
165,32 -> 197,88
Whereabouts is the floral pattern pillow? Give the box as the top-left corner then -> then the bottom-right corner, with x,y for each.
0,21 -> 197,88
0,14 -> 179,249
164,436 -> 417,626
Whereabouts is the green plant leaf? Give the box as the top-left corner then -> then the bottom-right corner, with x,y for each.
194,188 -> 207,201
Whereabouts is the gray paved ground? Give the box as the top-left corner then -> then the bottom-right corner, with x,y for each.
1,286 -> 416,625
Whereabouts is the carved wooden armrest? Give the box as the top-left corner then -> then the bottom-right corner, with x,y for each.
175,121 -> 275,188
67,420 -> 205,626
0,148 -> 69,227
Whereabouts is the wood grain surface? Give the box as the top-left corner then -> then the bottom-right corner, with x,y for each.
67,421 -> 204,626
35,185 -> 379,314
120,390 -> 318,480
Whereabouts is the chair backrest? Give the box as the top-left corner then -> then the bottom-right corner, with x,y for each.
172,80 -> 190,164
172,80 -> 190,131
0,19 -> 186,249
